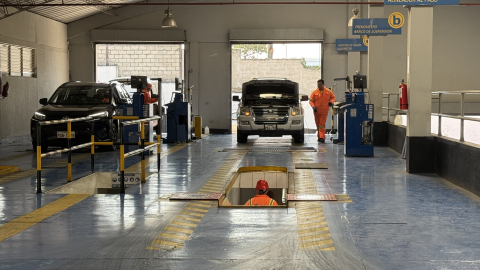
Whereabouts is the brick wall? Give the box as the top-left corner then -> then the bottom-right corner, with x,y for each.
231,50 -> 321,95
96,44 -> 183,82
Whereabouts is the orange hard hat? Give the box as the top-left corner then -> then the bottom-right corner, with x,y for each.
147,83 -> 152,89
256,179 -> 269,190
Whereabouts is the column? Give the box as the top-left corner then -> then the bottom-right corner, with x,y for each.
367,2 -> 387,146
406,6 -> 434,173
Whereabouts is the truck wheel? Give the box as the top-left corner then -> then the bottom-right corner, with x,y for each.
293,130 -> 304,144
237,130 -> 248,143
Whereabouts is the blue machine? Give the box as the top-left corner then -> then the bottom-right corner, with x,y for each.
165,93 -> 191,143
341,92 -> 374,157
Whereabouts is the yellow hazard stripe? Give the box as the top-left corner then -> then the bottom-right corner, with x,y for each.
0,194 -> 90,243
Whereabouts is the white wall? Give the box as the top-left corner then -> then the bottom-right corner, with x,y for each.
0,12 -> 68,141
67,3 -> 363,131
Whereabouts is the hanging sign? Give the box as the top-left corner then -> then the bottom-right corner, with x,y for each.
384,0 -> 459,5
352,12 -> 404,36
336,39 -> 368,52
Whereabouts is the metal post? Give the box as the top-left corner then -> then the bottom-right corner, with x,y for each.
460,93 -> 465,142
438,93 -> 442,136
90,120 -> 95,172
67,121 -> 72,182
141,122 -> 146,183
36,122 -> 42,194
120,123 -> 125,194
157,78 -> 162,174
387,94 -> 390,122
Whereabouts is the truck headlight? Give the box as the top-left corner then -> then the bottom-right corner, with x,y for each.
89,111 -> 108,118
291,107 -> 301,116
240,107 -> 251,116
292,120 -> 302,125
34,112 -> 46,120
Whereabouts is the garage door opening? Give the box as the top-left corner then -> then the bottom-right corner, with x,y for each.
95,43 -> 185,107
231,43 -> 322,136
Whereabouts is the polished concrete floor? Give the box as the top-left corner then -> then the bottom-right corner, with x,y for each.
0,134 -> 480,270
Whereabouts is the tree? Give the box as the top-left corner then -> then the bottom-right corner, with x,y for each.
232,44 -> 267,59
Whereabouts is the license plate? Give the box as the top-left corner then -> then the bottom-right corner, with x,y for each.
57,131 -> 75,138
265,124 -> 276,131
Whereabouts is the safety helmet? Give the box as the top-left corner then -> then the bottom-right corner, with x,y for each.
147,83 -> 152,89
256,179 -> 269,190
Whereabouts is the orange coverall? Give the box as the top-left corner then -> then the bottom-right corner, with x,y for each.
309,86 -> 336,139
142,89 -> 158,104
244,195 -> 278,206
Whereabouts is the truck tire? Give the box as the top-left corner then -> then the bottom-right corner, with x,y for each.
237,129 -> 248,143
293,130 -> 304,144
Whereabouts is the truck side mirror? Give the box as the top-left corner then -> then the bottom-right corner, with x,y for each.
232,96 -> 240,102
39,98 -> 48,105
301,95 -> 309,102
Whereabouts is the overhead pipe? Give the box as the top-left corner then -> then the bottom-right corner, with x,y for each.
1,2 -> 479,7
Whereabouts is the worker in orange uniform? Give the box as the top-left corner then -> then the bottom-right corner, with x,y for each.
142,83 -> 158,104
245,179 -> 278,206
309,79 -> 335,143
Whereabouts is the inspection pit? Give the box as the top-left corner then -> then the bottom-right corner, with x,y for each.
219,166 -> 289,207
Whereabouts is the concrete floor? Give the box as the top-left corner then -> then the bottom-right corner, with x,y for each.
1,134 -> 480,270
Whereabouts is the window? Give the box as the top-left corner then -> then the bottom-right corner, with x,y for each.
0,43 -> 36,77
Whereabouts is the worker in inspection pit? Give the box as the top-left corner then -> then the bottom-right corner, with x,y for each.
309,79 -> 335,143
245,179 -> 278,206
142,83 -> 158,104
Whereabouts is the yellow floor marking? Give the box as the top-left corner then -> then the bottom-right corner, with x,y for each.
320,148 -> 327,153
0,166 -> 18,175
301,239 -> 334,248
164,226 -> 194,234
170,220 -> 198,228
160,232 -> 190,241
150,239 -> 183,247
148,152 -> 248,250
299,233 -> 331,242
179,211 -> 205,218
0,194 -> 90,243
183,207 -> 209,213
292,152 -> 335,251
188,203 -> 212,208
176,216 -> 202,222
298,227 -> 330,234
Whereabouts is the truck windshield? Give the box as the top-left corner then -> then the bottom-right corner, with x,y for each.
49,86 -> 112,105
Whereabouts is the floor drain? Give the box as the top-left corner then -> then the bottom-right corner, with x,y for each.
295,163 -> 328,169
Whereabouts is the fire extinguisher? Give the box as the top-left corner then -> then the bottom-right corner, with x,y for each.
399,79 -> 408,110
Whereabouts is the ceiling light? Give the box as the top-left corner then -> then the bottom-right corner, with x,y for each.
162,7 -> 177,28
348,7 -> 360,27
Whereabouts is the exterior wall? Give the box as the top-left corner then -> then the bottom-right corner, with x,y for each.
96,44 -> 182,82
0,12 -> 68,142
231,50 -> 321,95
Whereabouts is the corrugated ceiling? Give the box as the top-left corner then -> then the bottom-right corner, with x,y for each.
2,0 -> 144,24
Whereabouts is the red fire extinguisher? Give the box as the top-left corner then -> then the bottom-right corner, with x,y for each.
399,79 -> 408,110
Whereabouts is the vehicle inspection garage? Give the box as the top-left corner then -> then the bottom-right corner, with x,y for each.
1,0 -> 480,269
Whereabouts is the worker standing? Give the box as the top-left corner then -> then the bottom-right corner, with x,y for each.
142,83 -> 158,104
309,79 -> 335,143
245,180 -> 278,206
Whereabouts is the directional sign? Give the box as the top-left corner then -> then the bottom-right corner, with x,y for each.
352,18 -> 402,36
385,0 -> 459,5
336,39 -> 368,52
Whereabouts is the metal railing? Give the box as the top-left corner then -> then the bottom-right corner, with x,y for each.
382,90 -> 480,143
119,116 -> 162,194
432,90 -> 480,142
381,93 -> 404,123
35,116 -> 94,193
35,115 -> 162,194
